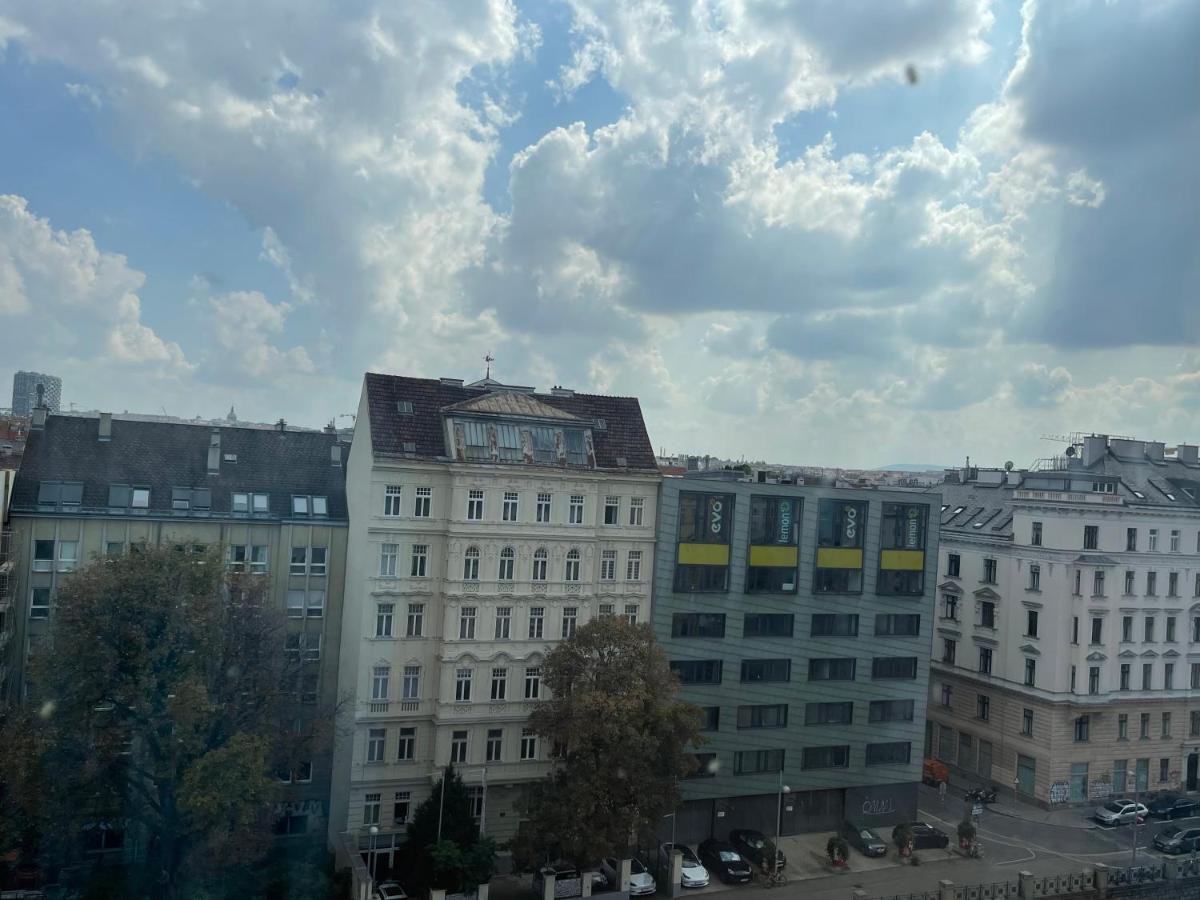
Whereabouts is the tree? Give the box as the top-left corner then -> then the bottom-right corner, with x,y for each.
402,768 -> 495,892
515,616 -> 703,868
0,547 -> 330,898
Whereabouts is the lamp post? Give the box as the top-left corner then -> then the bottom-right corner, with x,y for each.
434,768 -> 448,844
369,825 -> 380,885
775,770 -> 791,875
1128,768 -> 1139,866
1013,774 -> 1020,800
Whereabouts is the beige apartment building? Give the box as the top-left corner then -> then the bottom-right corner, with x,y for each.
927,435 -> 1200,807
5,408 -> 349,848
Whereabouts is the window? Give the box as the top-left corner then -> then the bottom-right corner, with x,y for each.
1031,521 -> 1043,546
384,485 -> 403,516
740,659 -> 790,683
30,588 -> 50,620
977,694 -> 990,720
56,540 -> 78,572
735,749 -> 786,775
310,547 -> 327,576
1127,527 -> 1138,551
524,666 -> 541,699
490,668 -> 508,701
626,550 -> 642,581
105,541 -> 124,557
406,603 -> 424,637
564,429 -> 587,465
738,704 -> 789,729
876,614 -> 921,636
873,656 -> 918,679
402,666 -> 421,700
1167,616 -> 1177,641
942,594 -> 959,621
747,495 -> 800,592
561,607 -> 578,638
1196,573 -> 1200,597
450,731 -> 468,764
977,647 -> 992,674
600,550 -> 616,581
459,607 -> 476,640
1149,529 -> 1159,551
947,553 -> 961,577
520,728 -> 537,760
497,424 -> 522,461
568,495 -> 584,525
1123,616 -> 1133,642
672,613 -> 726,638
394,791 -> 412,823
675,491 -> 734,592
869,699 -> 915,723
699,706 -> 721,731
1074,570 -> 1082,595
744,614 -> 794,637
1088,666 -> 1100,694
629,497 -> 645,526
808,658 -> 855,681
1024,658 -> 1036,685
1160,758 -> 1171,783
463,547 -> 480,581
980,601 -> 995,629
495,607 -> 511,639
815,499 -> 867,593
670,660 -> 723,684
598,603 -> 614,617
287,590 -> 305,618
983,558 -> 997,583
305,590 -> 324,618
247,545 -> 268,574
467,489 -> 484,520
1169,572 -> 1179,597
1093,570 -> 1105,595
877,502 -> 927,595
1145,616 -> 1155,641
1027,610 -> 1039,637
414,487 -> 432,517
410,544 -> 428,577
801,746 -> 848,770
1070,665 -> 1076,691
624,603 -> 639,625
129,487 -> 150,509
367,729 -> 386,762
455,668 -> 473,702
291,546 -> 308,575
1163,712 -> 1172,737
941,638 -> 956,664
1022,708 -> 1033,736
604,496 -> 619,525
1029,565 -> 1041,591
564,549 -> 581,581
497,547 -> 516,581
486,728 -> 503,762
1074,716 -> 1090,742
1084,525 -> 1099,550
38,481 -> 83,508
1148,571 -> 1158,595
33,539 -> 54,572
380,543 -> 398,577
1194,663 -> 1200,689
940,684 -> 953,706
231,492 -> 250,513
536,492 -> 551,523
811,613 -> 859,636
503,491 -> 519,522
363,793 -> 381,825
1171,529 -> 1181,552
1125,570 -> 1135,594
532,548 -> 548,581
1090,617 -> 1102,644
375,603 -> 394,638
1118,715 -> 1129,740
1120,665 -> 1131,690
805,701 -> 853,725
1192,711 -> 1200,738
865,742 -> 911,766
1143,664 -> 1153,690
1165,663 -> 1174,689
528,607 -> 544,639
371,666 -> 390,701
1140,713 -> 1151,739
463,421 -> 489,460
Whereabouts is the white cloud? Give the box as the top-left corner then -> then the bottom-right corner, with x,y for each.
209,290 -> 315,380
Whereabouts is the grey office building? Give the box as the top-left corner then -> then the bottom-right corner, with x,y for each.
11,371 -> 62,415
653,474 -> 940,841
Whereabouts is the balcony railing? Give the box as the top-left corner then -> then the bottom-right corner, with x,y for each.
1013,489 -> 1123,506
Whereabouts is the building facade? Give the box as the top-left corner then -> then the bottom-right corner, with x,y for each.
653,473 -> 940,842
6,410 -> 349,846
927,435 -> 1200,808
11,370 -> 62,416
331,374 -> 661,864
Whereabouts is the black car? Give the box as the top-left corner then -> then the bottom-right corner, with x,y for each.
698,839 -> 752,884
1148,795 -> 1199,819
892,822 -> 950,850
728,829 -> 787,869
1153,825 -> 1200,854
840,820 -> 887,857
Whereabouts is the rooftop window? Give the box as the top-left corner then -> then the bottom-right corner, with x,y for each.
108,485 -> 151,511
292,495 -> 329,517
37,481 -> 83,508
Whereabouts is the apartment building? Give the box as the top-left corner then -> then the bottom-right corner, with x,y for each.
653,473 -> 940,841
6,408 -> 348,845
331,374 -> 660,863
927,435 -> 1200,807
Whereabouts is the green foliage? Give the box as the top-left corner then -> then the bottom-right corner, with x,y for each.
429,838 -> 498,890
403,768 -> 494,893
0,546 -> 330,896
517,616 -> 704,868
408,767 -> 479,850
826,835 -> 848,863
894,823 -> 914,850
957,820 -> 976,843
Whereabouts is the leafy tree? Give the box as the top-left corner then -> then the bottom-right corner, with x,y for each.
0,547 -> 330,899
515,616 -> 703,868
402,767 -> 495,892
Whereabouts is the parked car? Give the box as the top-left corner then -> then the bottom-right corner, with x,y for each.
840,821 -> 888,857
1154,825 -> 1200,854
1148,795 -> 1199,819
375,882 -> 408,900
698,839 -> 753,884
600,858 -> 656,896
892,822 -> 950,850
729,829 -> 786,869
658,842 -> 710,888
1094,799 -> 1149,826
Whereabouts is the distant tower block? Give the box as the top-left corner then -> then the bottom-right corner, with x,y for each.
11,370 -> 63,416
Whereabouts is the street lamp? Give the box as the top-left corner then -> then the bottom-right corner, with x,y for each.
775,771 -> 791,874
1013,775 -> 1020,799
433,768 -> 448,844
1128,768 -> 1139,866
369,825 -> 380,885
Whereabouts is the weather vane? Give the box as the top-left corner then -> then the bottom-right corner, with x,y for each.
484,353 -> 495,379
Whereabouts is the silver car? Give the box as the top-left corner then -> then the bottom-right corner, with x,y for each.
601,858 -> 656,896
1094,798 -> 1148,826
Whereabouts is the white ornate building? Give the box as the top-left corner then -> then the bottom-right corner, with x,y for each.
330,373 -> 661,864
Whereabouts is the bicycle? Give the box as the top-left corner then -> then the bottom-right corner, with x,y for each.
759,862 -> 788,889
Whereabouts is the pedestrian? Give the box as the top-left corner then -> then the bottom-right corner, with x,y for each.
939,780 -> 947,805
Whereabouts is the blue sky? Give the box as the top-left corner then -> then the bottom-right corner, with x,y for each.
1,0 -> 1198,466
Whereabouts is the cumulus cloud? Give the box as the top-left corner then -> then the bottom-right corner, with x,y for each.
209,291 -> 315,381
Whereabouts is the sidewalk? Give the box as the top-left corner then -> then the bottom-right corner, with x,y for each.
919,783 -> 1099,830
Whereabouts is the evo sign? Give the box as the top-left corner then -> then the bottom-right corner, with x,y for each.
705,494 -> 732,543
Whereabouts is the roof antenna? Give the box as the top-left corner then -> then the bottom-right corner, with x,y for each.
484,353 -> 495,379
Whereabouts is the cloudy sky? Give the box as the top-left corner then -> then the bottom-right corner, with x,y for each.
1,0 -> 1197,468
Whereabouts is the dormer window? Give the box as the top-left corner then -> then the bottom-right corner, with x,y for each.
497,424 -> 522,462
292,495 -> 329,517
38,481 -> 83,508
463,422 -> 489,461
532,427 -> 556,464
565,430 -> 587,465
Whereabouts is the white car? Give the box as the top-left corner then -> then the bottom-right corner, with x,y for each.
375,882 -> 408,900
658,843 -> 710,888
601,857 -> 657,896
1094,799 -> 1148,826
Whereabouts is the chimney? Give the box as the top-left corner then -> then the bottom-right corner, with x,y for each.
276,418 -> 287,432
98,412 -> 112,441
1177,444 -> 1199,465
1145,441 -> 1165,463
31,407 -> 47,430
330,444 -> 342,467
1082,434 -> 1108,467
207,430 -> 221,474
550,386 -> 575,398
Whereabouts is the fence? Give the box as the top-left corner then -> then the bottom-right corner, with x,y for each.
867,860 -> 1193,900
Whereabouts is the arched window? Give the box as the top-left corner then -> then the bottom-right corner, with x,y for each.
464,546 -> 480,581
498,547 -> 515,581
532,547 -> 548,581
565,548 -> 581,582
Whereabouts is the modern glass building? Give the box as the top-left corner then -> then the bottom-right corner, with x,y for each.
653,473 -> 940,841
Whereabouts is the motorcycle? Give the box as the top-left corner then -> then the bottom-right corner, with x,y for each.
965,786 -> 999,804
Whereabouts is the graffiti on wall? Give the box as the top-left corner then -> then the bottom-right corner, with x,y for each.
1049,781 -> 1070,804
1088,778 -> 1112,801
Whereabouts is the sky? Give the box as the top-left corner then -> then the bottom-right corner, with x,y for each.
1,0 -> 1198,469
